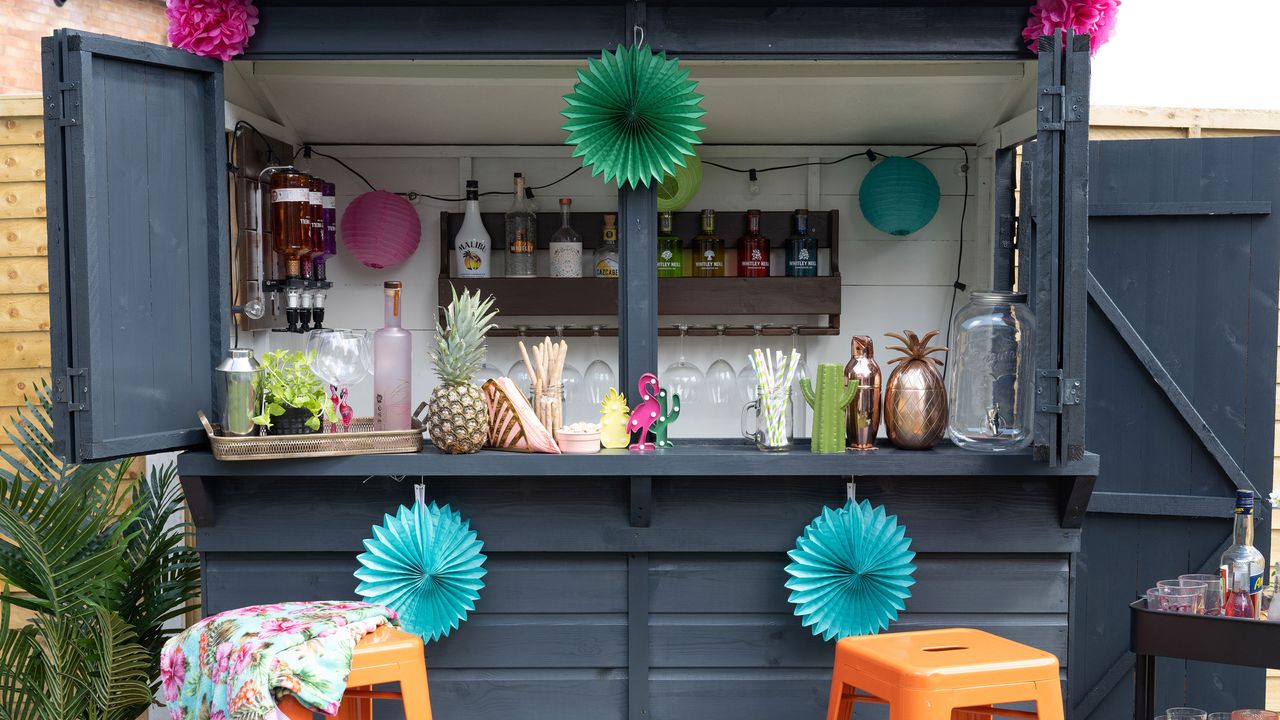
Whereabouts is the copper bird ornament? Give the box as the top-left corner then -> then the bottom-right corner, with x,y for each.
843,336 -> 881,451
883,330 -> 948,450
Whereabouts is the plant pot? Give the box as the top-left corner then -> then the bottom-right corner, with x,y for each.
267,406 -> 319,436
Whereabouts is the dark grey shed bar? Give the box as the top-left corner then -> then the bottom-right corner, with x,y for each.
34,2 -> 1147,719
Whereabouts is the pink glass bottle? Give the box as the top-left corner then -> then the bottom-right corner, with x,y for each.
374,281 -> 412,430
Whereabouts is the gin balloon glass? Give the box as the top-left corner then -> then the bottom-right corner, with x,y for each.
507,326 -> 533,399
584,324 -> 618,406
664,324 -> 704,403
555,326 -> 586,420
307,328 -> 373,432
737,324 -> 765,402
705,325 -> 737,405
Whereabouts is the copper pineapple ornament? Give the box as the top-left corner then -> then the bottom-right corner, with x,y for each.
883,330 -> 948,450
844,336 -> 881,451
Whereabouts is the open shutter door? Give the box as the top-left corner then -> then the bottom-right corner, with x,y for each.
43,30 -> 228,463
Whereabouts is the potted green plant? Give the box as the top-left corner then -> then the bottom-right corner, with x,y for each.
251,349 -> 338,435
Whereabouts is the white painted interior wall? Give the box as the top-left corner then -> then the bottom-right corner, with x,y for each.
244,143 -> 987,439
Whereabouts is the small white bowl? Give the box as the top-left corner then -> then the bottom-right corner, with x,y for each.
556,430 -> 601,454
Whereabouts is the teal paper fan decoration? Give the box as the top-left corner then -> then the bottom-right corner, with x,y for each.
785,499 -> 917,641
355,501 -> 487,642
859,156 -> 941,236
561,44 -> 706,189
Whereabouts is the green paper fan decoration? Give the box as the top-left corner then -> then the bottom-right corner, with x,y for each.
562,44 -> 706,189
785,499 -> 916,641
355,501 -> 487,642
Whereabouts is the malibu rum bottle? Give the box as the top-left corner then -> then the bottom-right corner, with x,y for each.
786,209 -> 819,277
737,209 -> 771,277
692,209 -> 725,277
657,211 -> 684,277
454,180 -> 491,278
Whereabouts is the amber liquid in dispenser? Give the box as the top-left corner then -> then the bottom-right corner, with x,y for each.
844,335 -> 882,451
270,170 -> 312,279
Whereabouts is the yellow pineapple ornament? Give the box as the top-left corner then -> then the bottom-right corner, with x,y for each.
600,388 -> 631,449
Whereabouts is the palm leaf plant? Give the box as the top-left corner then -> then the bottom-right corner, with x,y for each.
0,383 -> 200,720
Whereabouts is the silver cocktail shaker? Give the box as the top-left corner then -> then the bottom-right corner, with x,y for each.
215,348 -> 261,436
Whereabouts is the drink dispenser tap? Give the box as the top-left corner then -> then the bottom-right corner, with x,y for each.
298,290 -> 314,333
282,286 -> 301,333
311,288 -> 327,330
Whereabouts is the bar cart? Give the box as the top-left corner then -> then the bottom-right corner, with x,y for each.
1130,599 -> 1280,720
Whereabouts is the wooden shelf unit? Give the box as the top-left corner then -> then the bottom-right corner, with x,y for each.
438,210 -> 841,335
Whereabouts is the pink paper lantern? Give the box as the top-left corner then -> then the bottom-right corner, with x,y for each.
340,191 -> 422,269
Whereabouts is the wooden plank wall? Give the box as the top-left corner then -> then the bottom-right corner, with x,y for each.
0,95 -> 50,446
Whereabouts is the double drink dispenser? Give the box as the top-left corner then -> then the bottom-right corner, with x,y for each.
237,164 -> 337,333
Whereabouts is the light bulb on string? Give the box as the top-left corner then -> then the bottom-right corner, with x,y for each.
746,169 -> 761,199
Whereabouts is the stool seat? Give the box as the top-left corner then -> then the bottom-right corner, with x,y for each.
835,628 -> 1060,691
279,625 -> 431,719
826,629 -> 1064,720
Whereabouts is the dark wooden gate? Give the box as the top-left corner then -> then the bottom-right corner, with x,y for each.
1071,137 -> 1280,720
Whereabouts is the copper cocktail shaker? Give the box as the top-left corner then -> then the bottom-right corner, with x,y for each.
844,335 -> 881,450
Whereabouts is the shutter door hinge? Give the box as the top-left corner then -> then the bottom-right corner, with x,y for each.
46,81 -> 80,127
54,367 -> 89,413
1036,369 -> 1081,413
1037,86 -> 1084,132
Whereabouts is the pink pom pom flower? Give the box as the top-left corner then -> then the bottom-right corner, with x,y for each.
167,0 -> 260,62
1022,0 -> 1120,55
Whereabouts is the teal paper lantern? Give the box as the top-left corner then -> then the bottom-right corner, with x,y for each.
355,501 -> 487,642
785,499 -> 916,641
858,157 -> 940,236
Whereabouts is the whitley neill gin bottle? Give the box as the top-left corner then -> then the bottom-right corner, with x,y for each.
374,281 -> 412,431
692,209 -> 725,277
454,180 -> 491,278
737,209 -> 771,277
657,211 -> 684,277
786,209 -> 819,277
505,173 -> 537,278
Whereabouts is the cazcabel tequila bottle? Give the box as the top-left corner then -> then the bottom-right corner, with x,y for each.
786,209 -> 819,277
454,180 -> 491,278
374,281 -> 412,431
657,211 -> 684,277
736,209 -> 770,277
269,169 -> 311,279
1222,489 -> 1266,617
594,214 -> 619,278
505,173 -> 537,277
550,198 -> 582,277
692,209 -> 724,277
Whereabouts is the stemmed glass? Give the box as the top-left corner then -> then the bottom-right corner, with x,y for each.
508,325 -> 533,397
584,324 -> 617,406
475,325 -> 503,386
789,324 -> 810,410
664,324 -> 704,402
737,324 -> 764,402
705,325 -> 737,405
555,325 -> 586,419
307,328 -> 373,432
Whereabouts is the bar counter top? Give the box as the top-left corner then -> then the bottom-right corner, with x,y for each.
177,439 -> 1099,478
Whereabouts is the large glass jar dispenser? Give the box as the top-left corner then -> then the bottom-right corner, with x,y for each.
945,291 -> 1035,452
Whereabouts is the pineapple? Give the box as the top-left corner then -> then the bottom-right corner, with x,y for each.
428,286 -> 499,454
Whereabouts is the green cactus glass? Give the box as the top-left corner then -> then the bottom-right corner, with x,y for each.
800,363 -> 858,453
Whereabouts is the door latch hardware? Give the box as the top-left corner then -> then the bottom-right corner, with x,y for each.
1036,369 -> 1081,413
55,367 -> 89,412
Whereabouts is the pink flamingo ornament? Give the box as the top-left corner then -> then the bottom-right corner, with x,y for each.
628,373 -> 662,451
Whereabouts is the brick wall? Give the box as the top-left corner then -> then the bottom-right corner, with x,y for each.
1,0 -> 168,95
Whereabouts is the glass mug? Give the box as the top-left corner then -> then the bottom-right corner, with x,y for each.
741,388 -> 793,452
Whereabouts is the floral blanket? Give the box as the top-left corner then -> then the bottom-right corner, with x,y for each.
160,600 -> 399,720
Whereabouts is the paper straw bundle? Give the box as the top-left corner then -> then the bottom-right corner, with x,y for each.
749,347 -> 801,448
519,337 -> 568,432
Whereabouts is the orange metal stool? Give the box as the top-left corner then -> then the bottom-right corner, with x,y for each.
278,625 -> 431,720
826,628 -> 1065,720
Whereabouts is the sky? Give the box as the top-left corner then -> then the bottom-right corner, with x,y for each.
1090,0 -> 1280,110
